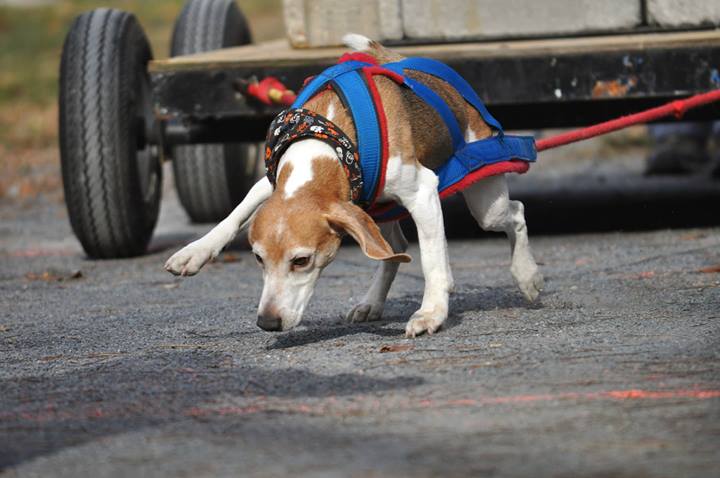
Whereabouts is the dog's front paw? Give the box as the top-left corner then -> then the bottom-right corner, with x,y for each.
513,264 -> 544,302
165,245 -> 214,276
346,302 -> 384,323
405,308 -> 446,338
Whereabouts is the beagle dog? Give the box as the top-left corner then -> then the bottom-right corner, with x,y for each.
165,34 -> 543,337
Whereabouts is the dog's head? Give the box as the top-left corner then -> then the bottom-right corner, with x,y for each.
248,146 -> 410,332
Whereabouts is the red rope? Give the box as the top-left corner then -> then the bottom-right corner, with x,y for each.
536,89 -> 720,152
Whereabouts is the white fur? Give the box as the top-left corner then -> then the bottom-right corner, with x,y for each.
279,139 -> 336,198
165,177 -> 273,276
273,217 -> 287,240
462,175 -> 543,301
391,166 -> 454,337
326,102 -> 336,121
358,153 -> 456,336
465,127 -> 478,142
375,155 -> 419,202
342,33 -> 371,51
256,245 -> 321,330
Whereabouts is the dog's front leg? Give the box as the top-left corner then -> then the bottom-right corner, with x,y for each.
165,177 -> 273,276
346,221 -> 408,323
398,167 -> 454,337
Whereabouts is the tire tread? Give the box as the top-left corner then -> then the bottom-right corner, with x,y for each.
170,0 -> 254,223
59,9 -> 160,258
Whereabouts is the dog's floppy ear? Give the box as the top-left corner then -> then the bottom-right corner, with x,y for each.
325,202 -> 411,263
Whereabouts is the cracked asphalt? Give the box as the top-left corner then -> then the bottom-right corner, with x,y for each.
1,152 -> 720,477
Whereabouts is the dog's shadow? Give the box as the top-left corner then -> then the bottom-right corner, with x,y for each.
267,285 -> 544,349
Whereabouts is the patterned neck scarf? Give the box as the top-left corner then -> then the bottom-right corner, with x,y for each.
264,108 -> 364,204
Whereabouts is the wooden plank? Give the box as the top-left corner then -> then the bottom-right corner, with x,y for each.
150,30 -> 720,72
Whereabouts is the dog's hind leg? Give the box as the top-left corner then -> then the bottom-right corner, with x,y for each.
462,175 -> 543,301
165,177 -> 273,276
346,221 -> 408,323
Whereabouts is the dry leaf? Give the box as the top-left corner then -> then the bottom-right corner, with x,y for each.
40,355 -> 63,362
221,253 -> 241,263
86,352 -> 124,359
680,232 -> 707,241
699,265 -> 720,274
25,269 -> 82,282
637,271 -> 655,279
379,344 -> 414,353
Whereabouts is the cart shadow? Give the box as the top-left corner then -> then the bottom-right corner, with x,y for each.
267,286 -> 544,349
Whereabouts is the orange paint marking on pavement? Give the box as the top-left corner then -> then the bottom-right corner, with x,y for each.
479,388 -> 720,405
9,248 -> 77,258
184,388 -> 720,418
4,388 -> 719,423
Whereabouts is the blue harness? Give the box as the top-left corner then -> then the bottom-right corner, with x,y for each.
290,56 -> 537,220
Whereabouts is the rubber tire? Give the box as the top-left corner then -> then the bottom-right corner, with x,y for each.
59,9 -> 161,259
170,0 -> 255,223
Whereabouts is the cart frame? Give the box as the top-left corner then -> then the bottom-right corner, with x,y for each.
150,30 -> 720,147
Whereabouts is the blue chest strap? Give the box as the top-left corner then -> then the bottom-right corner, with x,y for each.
333,72 -> 382,202
292,61 -> 382,204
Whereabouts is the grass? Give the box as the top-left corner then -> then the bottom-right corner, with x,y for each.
0,0 -> 281,108
0,0 -> 282,200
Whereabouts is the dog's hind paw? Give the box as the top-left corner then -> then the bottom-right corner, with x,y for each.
516,268 -> 544,302
346,302 -> 383,323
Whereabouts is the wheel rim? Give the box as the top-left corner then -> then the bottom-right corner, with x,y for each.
136,69 -> 161,209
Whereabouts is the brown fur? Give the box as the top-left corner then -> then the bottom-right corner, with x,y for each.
302,47 -> 493,171
249,158 -> 345,265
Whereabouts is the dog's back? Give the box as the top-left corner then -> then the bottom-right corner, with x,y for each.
339,34 -> 493,170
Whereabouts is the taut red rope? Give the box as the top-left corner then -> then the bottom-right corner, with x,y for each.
536,89 -> 720,152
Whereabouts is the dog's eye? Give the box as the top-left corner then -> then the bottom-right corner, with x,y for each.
254,253 -> 264,265
291,256 -> 310,268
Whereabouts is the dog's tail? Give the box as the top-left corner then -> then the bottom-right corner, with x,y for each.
342,33 -> 404,65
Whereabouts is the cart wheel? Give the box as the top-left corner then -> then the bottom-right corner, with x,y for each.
59,9 -> 162,259
170,0 -> 255,223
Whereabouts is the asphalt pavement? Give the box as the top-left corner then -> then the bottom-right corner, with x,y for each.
1,150 -> 720,477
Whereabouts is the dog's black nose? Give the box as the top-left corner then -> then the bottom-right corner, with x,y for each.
257,313 -> 283,332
